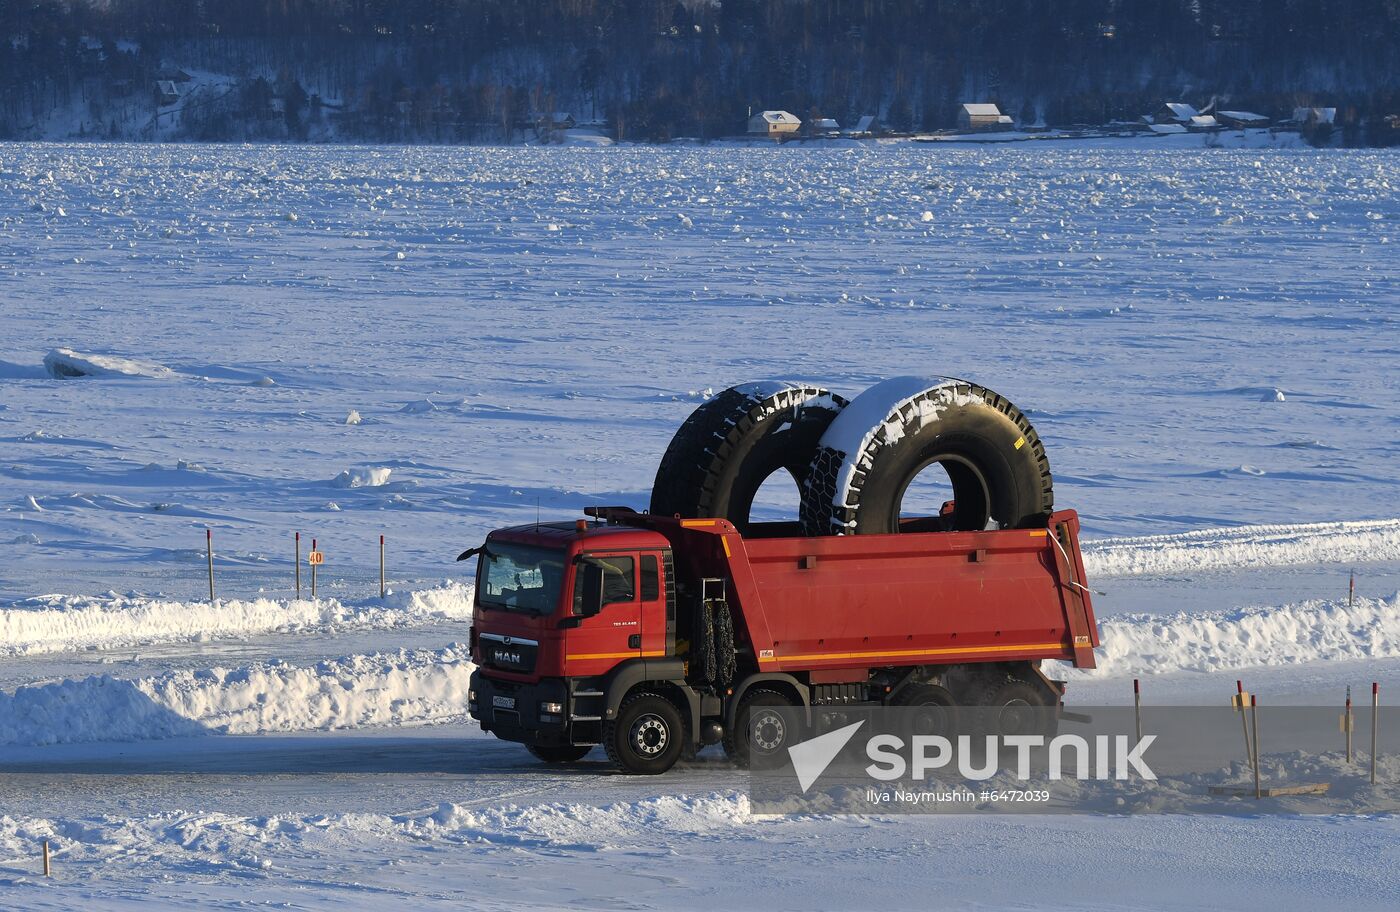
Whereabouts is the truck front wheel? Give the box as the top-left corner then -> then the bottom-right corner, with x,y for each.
604,692 -> 685,774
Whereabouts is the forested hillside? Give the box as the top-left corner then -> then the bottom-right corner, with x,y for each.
2,0 -> 1398,142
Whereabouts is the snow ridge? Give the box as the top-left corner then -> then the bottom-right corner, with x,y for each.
1060,594 -> 1400,679
0,646 -> 475,746
1082,519 -> 1400,578
0,583 -> 474,656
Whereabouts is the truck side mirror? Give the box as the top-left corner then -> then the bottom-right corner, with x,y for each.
576,560 -> 605,618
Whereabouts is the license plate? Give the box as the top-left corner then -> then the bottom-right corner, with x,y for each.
492,695 -> 516,709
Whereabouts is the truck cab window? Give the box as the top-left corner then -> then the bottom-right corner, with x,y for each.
641,554 -> 660,601
573,555 -> 635,611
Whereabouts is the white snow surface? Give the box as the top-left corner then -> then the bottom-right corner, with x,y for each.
1051,593 -> 1400,680
0,646 -> 473,746
2,142 -> 1399,909
42,348 -> 174,380
0,582 -> 472,656
1082,518 -> 1400,577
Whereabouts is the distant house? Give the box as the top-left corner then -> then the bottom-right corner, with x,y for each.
155,67 -> 193,83
1189,114 -> 1220,130
1291,106 -> 1336,127
154,80 -> 182,106
1158,102 -> 1200,124
843,115 -> 878,137
748,110 -> 801,138
1216,110 -> 1269,129
958,103 -> 1013,132
1148,123 -> 1187,135
540,112 -> 575,130
811,117 -> 840,136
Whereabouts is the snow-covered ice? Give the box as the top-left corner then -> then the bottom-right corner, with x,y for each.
1,141 -> 1397,908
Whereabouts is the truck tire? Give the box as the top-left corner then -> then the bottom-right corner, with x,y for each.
603,691 -> 685,775
976,679 -> 1054,739
651,382 -> 847,533
892,682 -> 959,740
526,744 -> 592,764
724,689 -> 801,769
799,377 -> 1052,535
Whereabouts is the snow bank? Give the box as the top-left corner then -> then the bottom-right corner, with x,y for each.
0,646 -> 474,746
1056,594 -> 1400,679
0,582 -> 473,656
42,348 -> 174,380
1082,519 -> 1400,578
330,467 -> 393,488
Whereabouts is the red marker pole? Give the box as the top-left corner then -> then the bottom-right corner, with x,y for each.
1133,678 -> 1143,744
206,528 -> 215,602
379,534 -> 386,598
1237,680 -> 1251,770
311,538 -> 318,599
1372,682 -> 1380,786
1250,694 -> 1262,799
295,532 -> 302,599
1346,687 -> 1354,764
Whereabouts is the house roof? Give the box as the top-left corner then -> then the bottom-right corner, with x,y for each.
815,118 -> 840,129
754,110 -> 798,123
851,115 -> 876,131
961,103 -> 1002,117
1162,102 -> 1199,121
1149,123 -> 1187,134
1218,110 -> 1268,122
1190,115 -> 1219,127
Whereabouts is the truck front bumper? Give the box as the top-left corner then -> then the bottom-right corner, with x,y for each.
468,670 -> 582,747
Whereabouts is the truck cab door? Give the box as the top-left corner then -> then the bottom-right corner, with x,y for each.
638,552 -> 670,659
565,553 -> 641,677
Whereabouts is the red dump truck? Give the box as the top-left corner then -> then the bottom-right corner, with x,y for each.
465,506 -> 1100,774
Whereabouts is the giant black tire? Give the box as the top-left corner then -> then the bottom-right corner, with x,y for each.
723,689 -> 802,769
799,377 -> 1052,535
650,382 -> 847,534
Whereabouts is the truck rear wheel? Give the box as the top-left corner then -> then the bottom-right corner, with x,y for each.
977,679 -> 1055,739
800,377 -> 1052,535
724,689 -> 801,769
651,382 -> 846,534
893,683 -> 958,739
526,744 -> 592,764
604,692 -> 685,775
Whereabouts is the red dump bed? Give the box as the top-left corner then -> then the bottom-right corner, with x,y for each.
642,510 -> 1099,672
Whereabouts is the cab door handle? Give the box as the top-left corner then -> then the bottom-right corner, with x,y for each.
628,634 -> 641,649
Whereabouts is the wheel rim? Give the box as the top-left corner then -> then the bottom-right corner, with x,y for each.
911,703 -> 951,737
997,699 -> 1035,735
751,708 -> 786,752
631,713 -> 669,756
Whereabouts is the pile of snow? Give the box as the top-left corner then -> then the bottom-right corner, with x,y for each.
1082,519 -> 1400,577
0,582 -> 473,656
0,646 -> 475,746
42,348 -> 174,380
330,467 -> 393,488
1056,594 -> 1400,679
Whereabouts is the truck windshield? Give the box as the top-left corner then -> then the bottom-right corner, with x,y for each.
477,543 -> 567,615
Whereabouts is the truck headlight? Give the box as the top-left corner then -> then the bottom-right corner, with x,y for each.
540,701 -> 564,715
468,688 -> 477,703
